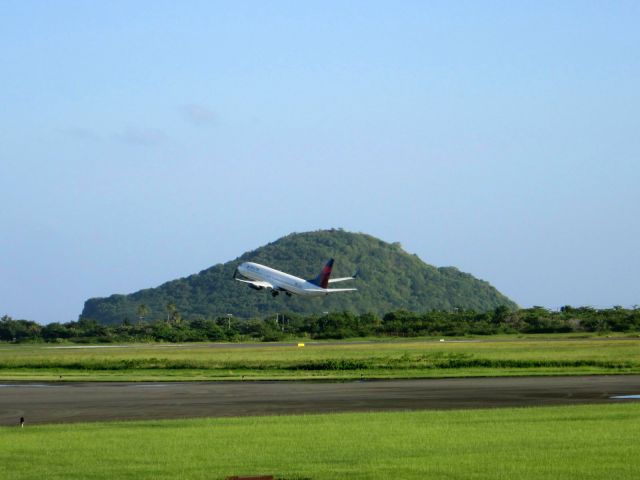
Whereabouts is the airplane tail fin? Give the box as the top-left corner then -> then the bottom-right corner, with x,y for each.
308,258 -> 334,288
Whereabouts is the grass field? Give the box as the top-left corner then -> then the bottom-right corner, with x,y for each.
1,336 -> 639,381
1,403 -> 638,479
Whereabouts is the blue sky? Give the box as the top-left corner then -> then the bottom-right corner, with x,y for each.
1,1 -> 639,324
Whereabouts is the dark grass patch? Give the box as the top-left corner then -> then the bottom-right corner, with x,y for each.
0,352 -> 635,372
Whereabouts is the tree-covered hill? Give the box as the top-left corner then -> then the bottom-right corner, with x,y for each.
81,229 -> 518,325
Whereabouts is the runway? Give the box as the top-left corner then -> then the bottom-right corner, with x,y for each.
1,375 -> 640,425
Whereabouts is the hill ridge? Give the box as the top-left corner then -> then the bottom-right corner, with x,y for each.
81,229 -> 518,324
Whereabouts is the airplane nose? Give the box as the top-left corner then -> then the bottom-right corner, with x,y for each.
234,263 -> 246,278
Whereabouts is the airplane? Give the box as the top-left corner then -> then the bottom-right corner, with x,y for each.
234,258 -> 357,297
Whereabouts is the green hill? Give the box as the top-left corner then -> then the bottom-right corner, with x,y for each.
81,229 -> 518,324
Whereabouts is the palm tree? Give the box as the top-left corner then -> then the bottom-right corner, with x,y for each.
165,303 -> 177,323
165,303 -> 182,324
137,304 -> 150,322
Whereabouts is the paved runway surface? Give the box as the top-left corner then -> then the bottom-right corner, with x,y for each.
2,375 -> 640,425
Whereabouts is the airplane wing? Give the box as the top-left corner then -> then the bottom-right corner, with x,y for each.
328,276 -> 356,283
234,278 -> 273,290
304,288 -> 357,293
328,270 -> 358,283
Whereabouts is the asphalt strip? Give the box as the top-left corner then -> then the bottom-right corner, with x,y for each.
1,375 -> 640,426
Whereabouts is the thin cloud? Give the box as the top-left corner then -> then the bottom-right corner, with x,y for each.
181,103 -> 216,126
115,127 -> 167,147
60,127 -> 102,142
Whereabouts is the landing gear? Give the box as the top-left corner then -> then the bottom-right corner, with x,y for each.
271,290 -> 279,297
285,292 -> 292,297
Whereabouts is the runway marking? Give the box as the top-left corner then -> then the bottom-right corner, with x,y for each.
46,344 -> 186,349
131,384 -> 171,388
0,384 -> 59,388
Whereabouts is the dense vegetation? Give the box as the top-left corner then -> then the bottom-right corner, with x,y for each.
2,306 -> 639,343
81,229 -> 518,324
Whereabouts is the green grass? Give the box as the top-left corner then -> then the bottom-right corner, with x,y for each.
1,403 -> 639,479
1,335 -> 640,381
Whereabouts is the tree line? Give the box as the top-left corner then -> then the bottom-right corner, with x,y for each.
2,305 -> 640,343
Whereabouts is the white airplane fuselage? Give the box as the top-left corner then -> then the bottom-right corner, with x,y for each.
237,262 -> 331,296
235,260 -> 357,297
